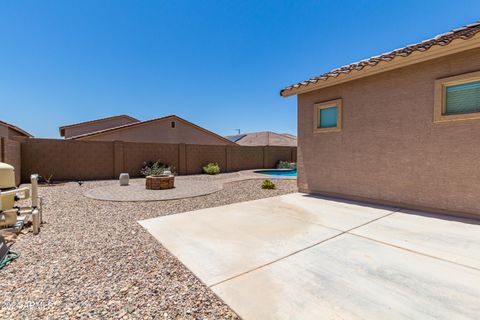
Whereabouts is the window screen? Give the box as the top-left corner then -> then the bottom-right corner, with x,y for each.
445,80 -> 480,115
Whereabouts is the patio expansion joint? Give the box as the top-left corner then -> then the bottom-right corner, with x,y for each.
208,208 -> 402,288
349,229 -> 480,272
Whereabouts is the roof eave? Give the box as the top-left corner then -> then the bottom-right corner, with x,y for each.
281,33 -> 480,97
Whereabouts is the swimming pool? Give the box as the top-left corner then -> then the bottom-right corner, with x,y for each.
254,169 -> 297,177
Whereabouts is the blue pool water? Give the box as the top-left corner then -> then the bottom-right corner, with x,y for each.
254,169 -> 297,177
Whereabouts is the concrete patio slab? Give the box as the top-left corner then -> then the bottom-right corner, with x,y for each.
351,209 -> 480,269
140,193 -> 480,319
139,197 -> 342,286
276,193 -> 399,231
212,234 -> 480,320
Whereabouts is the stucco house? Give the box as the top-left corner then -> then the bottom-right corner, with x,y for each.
59,115 -> 236,145
281,22 -> 480,217
0,120 -> 33,140
59,115 -> 139,139
226,131 -> 297,146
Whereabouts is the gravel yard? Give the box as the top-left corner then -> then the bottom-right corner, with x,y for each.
0,174 -> 297,319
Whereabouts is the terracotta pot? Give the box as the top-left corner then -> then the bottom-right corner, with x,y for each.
145,175 -> 175,190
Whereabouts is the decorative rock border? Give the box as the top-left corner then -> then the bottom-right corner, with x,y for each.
83,170 -> 297,202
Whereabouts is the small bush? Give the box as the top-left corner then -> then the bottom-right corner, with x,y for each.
277,161 -> 296,170
141,160 -> 174,176
261,180 -> 276,190
203,163 -> 220,175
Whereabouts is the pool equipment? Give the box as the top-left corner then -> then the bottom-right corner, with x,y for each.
0,162 -> 42,234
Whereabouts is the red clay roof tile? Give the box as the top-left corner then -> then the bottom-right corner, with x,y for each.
280,22 -> 480,96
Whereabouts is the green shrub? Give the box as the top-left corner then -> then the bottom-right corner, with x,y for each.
277,161 -> 296,169
203,163 -> 220,175
261,180 -> 276,190
141,161 -> 173,176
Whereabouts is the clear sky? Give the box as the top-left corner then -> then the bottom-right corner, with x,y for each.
0,1 -> 479,138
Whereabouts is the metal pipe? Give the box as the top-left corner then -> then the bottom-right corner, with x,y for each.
38,197 -> 43,224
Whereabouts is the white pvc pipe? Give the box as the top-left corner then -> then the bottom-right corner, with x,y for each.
31,174 -> 38,208
32,208 -> 40,234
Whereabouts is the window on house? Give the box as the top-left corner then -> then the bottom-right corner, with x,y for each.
434,71 -> 480,123
171,121 -> 176,128
313,99 -> 342,133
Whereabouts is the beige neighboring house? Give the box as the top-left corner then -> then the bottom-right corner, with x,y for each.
0,120 -> 33,140
281,22 -> 480,217
226,131 -> 297,146
60,114 -> 236,145
59,115 -> 140,139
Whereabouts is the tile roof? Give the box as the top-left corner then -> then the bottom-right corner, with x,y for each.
281,22 -> 480,96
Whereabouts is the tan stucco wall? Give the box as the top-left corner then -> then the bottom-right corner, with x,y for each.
297,48 -> 480,216
82,118 -> 232,145
64,116 -> 138,138
0,123 -> 29,140
0,124 -> 8,137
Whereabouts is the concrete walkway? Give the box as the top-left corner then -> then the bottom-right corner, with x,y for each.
139,193 -> 480,319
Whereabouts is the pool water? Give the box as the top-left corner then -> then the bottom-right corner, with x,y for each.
254,169 -> 297,177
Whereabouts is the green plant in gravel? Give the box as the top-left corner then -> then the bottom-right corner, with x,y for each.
261,180 -> 276,190
203,163 -> 221,175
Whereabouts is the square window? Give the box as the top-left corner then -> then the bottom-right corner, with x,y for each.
320,106 -> 338,128
313,99 -> 342,133
434,71 -> 480,123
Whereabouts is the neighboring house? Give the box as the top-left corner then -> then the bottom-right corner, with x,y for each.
0,120 -> 33,140
281,22 -> 480,216
226,131 -> 297,146
60,115 -> 236,145
59,115 -> 140,139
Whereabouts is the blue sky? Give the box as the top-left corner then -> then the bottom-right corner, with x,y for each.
0,1 -> 479,138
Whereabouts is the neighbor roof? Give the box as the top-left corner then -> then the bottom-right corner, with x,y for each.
281,22 -> 480,97
226,131 -> 297,147
59,114 -> 140,136
0,120 -> 33,137
69,115 -> 237,145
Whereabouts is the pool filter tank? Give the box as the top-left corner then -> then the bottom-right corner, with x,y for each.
0,162 -> 18,227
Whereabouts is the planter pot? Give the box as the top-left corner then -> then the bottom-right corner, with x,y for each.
145,175 -> 175,190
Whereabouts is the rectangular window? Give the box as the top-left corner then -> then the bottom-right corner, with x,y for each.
313,99 -> 342,133
445,81 -> 480,115
434,71 -> 480,123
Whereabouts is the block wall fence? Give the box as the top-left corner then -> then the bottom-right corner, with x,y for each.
17,139 -> 296,182
0,137 -> 22,185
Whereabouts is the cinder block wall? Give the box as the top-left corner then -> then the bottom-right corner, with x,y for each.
0,137 -> 22,185
20,138 -> 297,182
297,48 -> 480,216
21,138 -> 114,182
